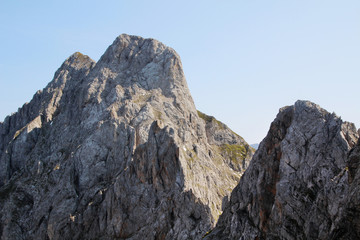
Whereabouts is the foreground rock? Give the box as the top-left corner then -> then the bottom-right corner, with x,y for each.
0,34 -> 253,239
331,139 -> 360,239
206,100 -> 359,239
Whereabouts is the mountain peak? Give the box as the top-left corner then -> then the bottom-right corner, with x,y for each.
99,33 -> 174,68
294,99 -> 330,116
95,33 -> 185,97
63,51 -> 95,70
0,34 -> 254,239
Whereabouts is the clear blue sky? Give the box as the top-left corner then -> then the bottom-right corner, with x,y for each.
0,1 -> 359,144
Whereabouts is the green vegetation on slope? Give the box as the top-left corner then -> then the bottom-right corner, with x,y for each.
220,144 -> 248,163
197,110 -> 224,129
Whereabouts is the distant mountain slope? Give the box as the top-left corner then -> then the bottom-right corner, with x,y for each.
197,111 -> 254,173
250,143 -> 259,150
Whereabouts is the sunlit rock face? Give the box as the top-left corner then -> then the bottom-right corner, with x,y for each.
0,34 -> 253,240
205,100 -> 359,240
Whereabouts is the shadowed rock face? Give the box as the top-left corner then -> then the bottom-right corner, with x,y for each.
206,100 -> 359,240
0,34 -> 253,240
330,140 -> 360,239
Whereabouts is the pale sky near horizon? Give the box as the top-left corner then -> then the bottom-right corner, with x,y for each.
0,1 -> 359,144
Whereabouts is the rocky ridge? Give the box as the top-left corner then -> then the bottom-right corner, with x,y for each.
0,34 -> 253,239
205,100 -> 359,239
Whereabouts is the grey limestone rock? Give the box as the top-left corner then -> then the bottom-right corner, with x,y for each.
0,34 -> 253,239
206,100 -> 359,240
329,139 -> 360,239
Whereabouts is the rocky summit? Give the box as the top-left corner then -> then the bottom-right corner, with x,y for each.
1,34 -> 359,240
205,100 -> 360,239
0,34 -> 254,239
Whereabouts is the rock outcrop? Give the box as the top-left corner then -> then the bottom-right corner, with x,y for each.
0,34 -> 253,239
205,100 -> 359,239
330,139 -> 360,239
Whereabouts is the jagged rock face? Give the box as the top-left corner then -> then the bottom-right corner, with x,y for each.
206,100 -> 359,240
330,139 -> 360,239
0,34 -> 253,239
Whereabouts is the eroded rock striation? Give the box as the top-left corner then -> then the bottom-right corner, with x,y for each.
330,139 -> 360,239
206,100 -> 359,239
0,34 -> 254,239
